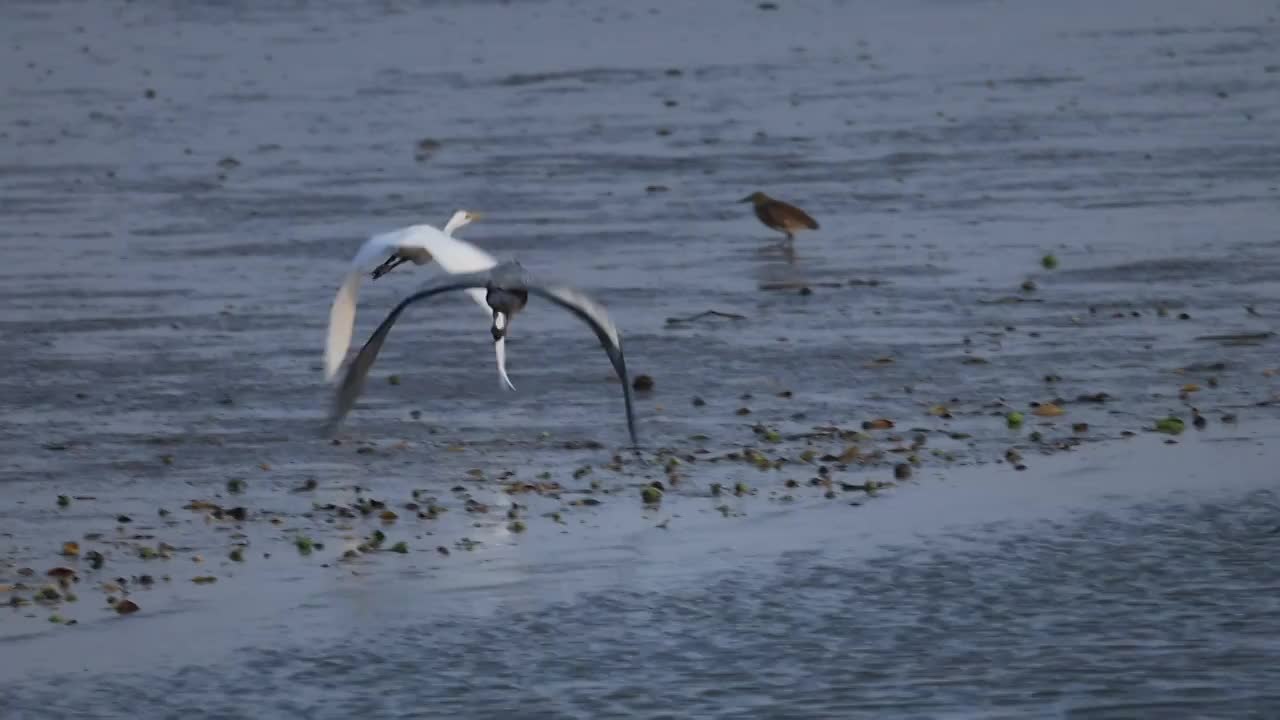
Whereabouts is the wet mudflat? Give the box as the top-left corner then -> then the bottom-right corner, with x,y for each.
1,0 -> 1279,716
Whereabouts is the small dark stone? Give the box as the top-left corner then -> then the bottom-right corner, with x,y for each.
116,515 -> 131,523
691,397 -> 706,407
632,375 -> 655,392
893,463 -> 912,480
1193,414 -> 1207,429
1178,312 -> 1191,320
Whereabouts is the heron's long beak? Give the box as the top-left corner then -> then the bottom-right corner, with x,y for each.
494,337 -> 516,391
490,311 -> 516,391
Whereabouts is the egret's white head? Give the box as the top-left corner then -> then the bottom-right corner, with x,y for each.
443,209 -> 482,235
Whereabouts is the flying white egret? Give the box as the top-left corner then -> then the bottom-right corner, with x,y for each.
324,210 -> 517,391
328,261 -> 638,448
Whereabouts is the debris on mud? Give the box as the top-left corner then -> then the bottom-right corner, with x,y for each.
1032,403 -> 1064,417
114,599 -> 140,615
294,535 -> 315,555
641,483 -> 664,505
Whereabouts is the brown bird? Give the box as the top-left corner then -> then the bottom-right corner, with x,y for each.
740,191 -> 818,243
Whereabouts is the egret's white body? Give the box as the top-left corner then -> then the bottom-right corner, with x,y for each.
324,210 -> 516,390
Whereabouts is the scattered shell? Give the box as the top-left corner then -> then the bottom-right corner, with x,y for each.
1032,403 -> 1065,417
191,576 -> 217,584
114,599 -> 140,615
61,542 -> 80,557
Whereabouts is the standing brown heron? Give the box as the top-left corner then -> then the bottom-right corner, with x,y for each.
740,191 -> 819,243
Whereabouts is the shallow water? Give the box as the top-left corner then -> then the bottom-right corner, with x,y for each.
2,0 -> 1280,716
5,434 -> 1280,718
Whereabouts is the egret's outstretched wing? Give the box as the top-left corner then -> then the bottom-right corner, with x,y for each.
324,226 -> 496,382
328,274 -> 493,433
527,286 -> 638,448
